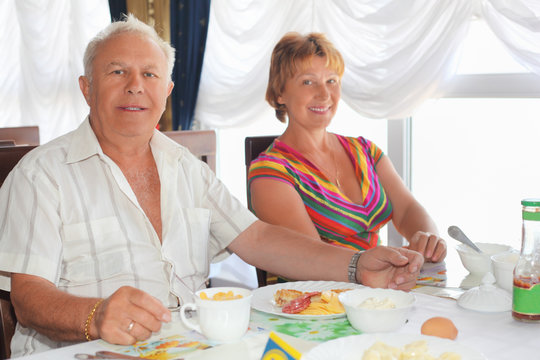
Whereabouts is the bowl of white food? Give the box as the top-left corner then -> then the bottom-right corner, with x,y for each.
491,251 -> 519,292
456,242 -> 513,275
338,287 -> 415,333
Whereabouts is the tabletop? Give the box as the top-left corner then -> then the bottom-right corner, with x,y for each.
14,289 -> 539,360
11,252 -> 539,360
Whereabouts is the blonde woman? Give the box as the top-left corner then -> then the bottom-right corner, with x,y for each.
249,32 -> 446,263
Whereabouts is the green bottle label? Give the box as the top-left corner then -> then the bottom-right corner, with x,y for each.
522,211 -> 540,221
513,283 -> 540,314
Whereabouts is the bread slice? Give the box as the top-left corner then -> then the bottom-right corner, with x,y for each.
274,289 -> 303,307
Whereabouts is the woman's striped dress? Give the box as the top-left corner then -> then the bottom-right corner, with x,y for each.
248,134 -> 393,251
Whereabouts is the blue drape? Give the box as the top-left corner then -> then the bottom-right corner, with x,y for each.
170,0 -> 211,130
108,0 -> 127,21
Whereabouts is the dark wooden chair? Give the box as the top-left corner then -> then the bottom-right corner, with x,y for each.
162,130 -> 217,173
0,145 -> 37,359
0,141 -> 15,148
244,135 -> 278,287
0,145 -> 37,187
0,126 -> 39,146
0,289 -> 16,360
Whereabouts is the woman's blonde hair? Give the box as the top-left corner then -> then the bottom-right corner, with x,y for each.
266,32 -> 345,122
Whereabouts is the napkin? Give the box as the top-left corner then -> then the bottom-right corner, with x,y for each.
261,331 -> 302,360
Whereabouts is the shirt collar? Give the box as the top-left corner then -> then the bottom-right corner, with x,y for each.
66,116 -> 103,164
66,116 -> 183,164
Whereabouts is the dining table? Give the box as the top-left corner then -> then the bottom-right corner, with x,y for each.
12,252 -> 540,360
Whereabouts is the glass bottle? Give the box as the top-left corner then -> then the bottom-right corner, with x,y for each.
512,198 -> 540,322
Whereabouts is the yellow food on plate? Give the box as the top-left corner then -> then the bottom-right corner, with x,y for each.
362,341 -> 401,359
299,290 -> 345,315
199,290 -> 243,301
274,288 -> 352,315
362,340 -> 461,360
421,317 -> 458,340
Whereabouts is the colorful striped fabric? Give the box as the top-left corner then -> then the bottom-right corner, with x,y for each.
248,134 -> 393,250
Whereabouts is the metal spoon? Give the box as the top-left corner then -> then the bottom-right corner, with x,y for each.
447,225 -> 483,254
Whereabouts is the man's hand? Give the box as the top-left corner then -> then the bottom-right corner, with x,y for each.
11,274 -> 171,345
356,246 -> 424,291
406,231 -> 446,263
93,286 -> 171,345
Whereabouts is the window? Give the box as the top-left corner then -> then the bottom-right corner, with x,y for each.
411,19 -> 540,251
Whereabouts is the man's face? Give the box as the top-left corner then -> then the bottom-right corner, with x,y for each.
79,32 -> 174,143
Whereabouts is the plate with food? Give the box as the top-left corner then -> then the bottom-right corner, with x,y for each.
251,280 -> 364,319
301,333 -> 486,360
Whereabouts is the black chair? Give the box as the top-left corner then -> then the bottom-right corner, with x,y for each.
244,136 -> 277,287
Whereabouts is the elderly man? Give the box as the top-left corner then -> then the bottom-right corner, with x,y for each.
0,15 -> 423,357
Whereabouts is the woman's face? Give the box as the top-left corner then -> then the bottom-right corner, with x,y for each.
278,56 -> 341,130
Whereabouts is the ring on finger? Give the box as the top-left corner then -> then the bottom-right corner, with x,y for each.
127,320 -> 135,333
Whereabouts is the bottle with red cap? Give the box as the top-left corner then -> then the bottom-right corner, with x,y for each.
512,198 -> 540,322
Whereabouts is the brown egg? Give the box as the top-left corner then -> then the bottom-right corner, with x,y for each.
421,316 -> 458,340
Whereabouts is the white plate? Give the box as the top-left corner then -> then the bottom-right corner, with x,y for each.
251,280 -> 363,320
302,333 -> 486,360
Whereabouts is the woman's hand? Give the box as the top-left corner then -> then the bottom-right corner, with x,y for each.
405,231 -> 446,263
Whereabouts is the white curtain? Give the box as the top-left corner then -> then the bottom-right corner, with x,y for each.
195,0 -> 540,128
0,0 -> 110,144
2,0 -> 540,148
482,0 -> 540,75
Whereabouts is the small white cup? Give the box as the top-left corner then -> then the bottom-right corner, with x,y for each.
491,252 -> 519,292
180,287 -> 252,343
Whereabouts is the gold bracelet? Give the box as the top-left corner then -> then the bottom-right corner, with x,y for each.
84,299 -> 103,341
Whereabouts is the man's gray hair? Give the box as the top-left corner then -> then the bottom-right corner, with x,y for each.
83,14 -> 175,82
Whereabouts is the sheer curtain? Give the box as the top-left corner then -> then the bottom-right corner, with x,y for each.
482,0 -> 540,75
195,0 -> 540,127
0,0 -> 110,144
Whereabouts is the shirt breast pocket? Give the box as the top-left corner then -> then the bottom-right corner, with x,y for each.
61,216 -> 130,285
165,208 -> 211,276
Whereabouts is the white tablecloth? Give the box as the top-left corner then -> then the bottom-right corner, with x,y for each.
14,293 -> 540,360
397,293 -> 539,359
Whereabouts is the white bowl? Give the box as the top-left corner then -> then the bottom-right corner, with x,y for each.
456,242 -> 512,275
491,252 -> 519,292
338,288 -> 415,333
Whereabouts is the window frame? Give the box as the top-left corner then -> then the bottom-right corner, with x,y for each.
387,72 -> 540,246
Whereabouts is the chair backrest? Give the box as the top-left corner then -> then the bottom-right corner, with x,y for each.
0,146 -> 35,359
162,130 -> 217,173
0,145 -> 37,187
244,135 -> 278,287
0,140 -> 15,148
0,290 -> 15,360
0,126 -> 40,146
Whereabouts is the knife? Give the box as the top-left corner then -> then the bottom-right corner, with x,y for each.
95,351 -> 147,359
75,351 -> 146,359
